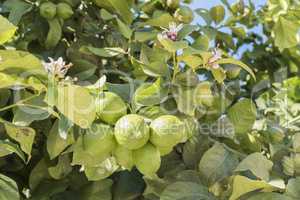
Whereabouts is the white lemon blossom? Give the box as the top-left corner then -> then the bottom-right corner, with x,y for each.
161,22 -> 183,41
42,57 -> 72,78
208,48 -> 222,69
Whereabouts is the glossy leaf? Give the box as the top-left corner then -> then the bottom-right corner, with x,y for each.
0,15 -> 17,44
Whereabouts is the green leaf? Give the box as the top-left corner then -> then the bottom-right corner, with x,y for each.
183,135 -> 211,169
133,78 -> 169,107
192,34 -> 210,51
160,182 -> 217,200
227,98 -> 257,135
0,174 -> 20,200
100,9 -> 115,20
231,26 -> 246,38
235,153 -> 273,181
158,36 -> 189,52
216,58 -> 256,80
0,73 -> 46,91
134,31 -> 158,42
0,15 -> 17,44
273,16 -> 299,50
178,55 -> 203,70
177,25 -> 199,40
174,86 -> 197,116
0,139 -> 26,162
3,0 -> 32,25
56,84 -> 96,129
113,170 -> 145,200
142,13 -> 174,28
94,0 -> 133,24
0,50 -> 43,73
72,123 -> 116,167
13,93 -> 50,126
210,5 -> 225,24
116,18 -> 132,39
211,67 -> 226,83
80,46 -> 126,57
198,143 -> 239,186
47,119 -> 75,160
245,193 -> 293,200
2,119 -> 36,159
80,179 -> 113,200
229,176 -> 275,200
286,177 -> 300,198
173,82 -> 213,116
48,155 -> 72,180
29,159 -> 50,190
45,18 -> 62,49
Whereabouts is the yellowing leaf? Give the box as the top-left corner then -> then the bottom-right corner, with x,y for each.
2,119 -> 35,159
229,176 -> 275,200
178,55 -> 203,69
273,16 -> 299,51
0,15 -> 17,44
0,50 -> 44,73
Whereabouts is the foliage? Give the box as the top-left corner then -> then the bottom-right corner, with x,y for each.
0,0 -> 299,199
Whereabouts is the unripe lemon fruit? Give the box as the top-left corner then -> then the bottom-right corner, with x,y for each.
133,143 -> 161,177
40,2 -> 57,20
114,114 -> 150,150
150,115 -> 185,147
158,145 -> 174,156
57,3 -> 74,20
96,92 -> 127,125
114,145 -> 134,170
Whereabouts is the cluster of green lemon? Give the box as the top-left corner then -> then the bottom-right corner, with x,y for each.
91,92 -> 195,177
39,1 -> 74,20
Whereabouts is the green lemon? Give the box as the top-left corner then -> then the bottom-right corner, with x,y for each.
114,145 -> 134,170
174,6 -> 194,23
194,82 -> 214,107
72,123 -> 116,166
57,3 -> 74,20
96,92 -> 127,125
40,2 -> 57,20
158,145 -> 173,156
133,143 -> 161,177
150,115 -> 185,147
114,114 -> 150,150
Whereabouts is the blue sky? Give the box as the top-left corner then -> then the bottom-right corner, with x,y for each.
190,0 -> 266,10
189,0 -> 267,57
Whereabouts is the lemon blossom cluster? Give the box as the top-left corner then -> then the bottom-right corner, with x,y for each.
42,57 -> 73,78
208,48 -> 222,69
161,22 -> 183,41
